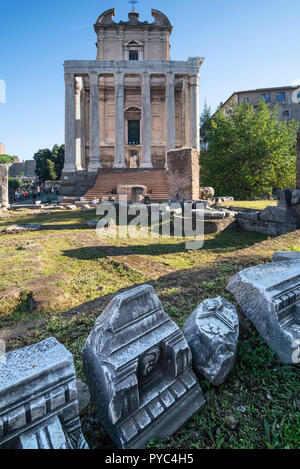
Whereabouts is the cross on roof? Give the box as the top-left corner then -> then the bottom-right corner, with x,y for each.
129,0 -> 138,11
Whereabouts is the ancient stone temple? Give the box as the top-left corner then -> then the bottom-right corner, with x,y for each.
61,7 -> 203,200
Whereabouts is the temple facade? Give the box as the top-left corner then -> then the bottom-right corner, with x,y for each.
61,8 -> 203,199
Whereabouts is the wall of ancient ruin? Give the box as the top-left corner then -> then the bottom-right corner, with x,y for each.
166,147 -> 200,200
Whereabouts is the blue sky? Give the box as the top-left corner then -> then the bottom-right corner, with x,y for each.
1,0 -> 300,160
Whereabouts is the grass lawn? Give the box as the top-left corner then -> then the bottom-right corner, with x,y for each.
0,208 -> 299,449
219,200 -> 277,210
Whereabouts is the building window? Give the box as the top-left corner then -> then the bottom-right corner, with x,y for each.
262,93 -> 270,103
129,50 -> 139,61
128,120 -> 140,145
297,92 -> 300,99
283,109 -> 291,120
277,92 -> 286,102
244,98 -> 249,103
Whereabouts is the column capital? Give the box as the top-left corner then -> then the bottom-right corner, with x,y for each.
115,71 -> 124,84
189,75 -> 199,86
89,73 -> 99,87
75,77 -> 83,95
64,73 -> 74,86
141,72 -> 151,85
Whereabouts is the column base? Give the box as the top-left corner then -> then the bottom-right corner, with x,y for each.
62,165 -> 77,174
88,163 -> 102,173
140,163 -> 153,169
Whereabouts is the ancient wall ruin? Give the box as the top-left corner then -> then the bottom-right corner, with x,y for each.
166,147 -> 200,200
0,164 -> 9,207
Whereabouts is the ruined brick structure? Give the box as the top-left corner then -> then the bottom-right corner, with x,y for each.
166,148 -> 200,200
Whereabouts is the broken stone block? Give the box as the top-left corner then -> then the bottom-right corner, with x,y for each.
199,187 -> 215,200
272,251 -> 300,262
237,211 -> 260,221
2,224 -> 42,234
259,205 -> 298,224
82,284 -> 205,449
227,261 -> 300,364
87,220 -> 98,228
182,297 -> 239,386
0,338 -> 88,449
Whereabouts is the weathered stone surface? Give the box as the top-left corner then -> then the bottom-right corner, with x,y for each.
167,148 -> 200,201
0,338 -> 88,449
203,210 -> 226,220
82,284 -> 205,449
227,261 -> 300,364
182,297 -> 239,386
237,218 -> 297,236
76,380 -> 91,412
259,205 -> 298,224
272,251 -> 300,263
2,224 -> 42,234
237,211 -> 260,221
199,187 -> 214,200
0,164 -> 9,207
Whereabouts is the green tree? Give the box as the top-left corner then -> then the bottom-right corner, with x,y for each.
51,144 -> 65,180
0,154 -> 14,164
47,159 -> 57,180
34,149 -> 53,182
200,101 -> 212,149
8,177 -> 21,192
201,100 -> 299,199
33,145 -> 65,182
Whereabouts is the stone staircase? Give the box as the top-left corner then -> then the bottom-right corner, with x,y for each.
84,168 -> 169,202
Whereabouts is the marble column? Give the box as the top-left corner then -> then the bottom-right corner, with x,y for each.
141,72 -> 152,168
63,73 -> 76,173
88,73 -> 101,172
165,72 -> 176,153
189,75 -> 200,152
80,83 -> 86,170
114,72 -> 125,168
183,77 -> 191,147
75,77 -> 83,171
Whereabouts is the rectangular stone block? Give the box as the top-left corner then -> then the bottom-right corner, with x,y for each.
82,284 -> 205,449
227,261 -> 300,364
167,148 -> 200,200
0,338 -> 88,449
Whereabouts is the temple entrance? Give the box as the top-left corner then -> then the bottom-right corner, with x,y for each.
128,120 -> 140,145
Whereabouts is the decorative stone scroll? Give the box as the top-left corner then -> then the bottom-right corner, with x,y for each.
0,338 -> 88,449
183,297 -> 239,386
82,284 -> 205,449
227,261 -> 300,364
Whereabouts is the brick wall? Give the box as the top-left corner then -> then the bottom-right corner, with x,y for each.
166,148 -> 200,200
297,132 -> 300,189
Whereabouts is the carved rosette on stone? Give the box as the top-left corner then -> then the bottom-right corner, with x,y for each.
0,338 -> 88,449
82,284 -> 205,449
182,297 -> 239,386
228,261 -> 300,364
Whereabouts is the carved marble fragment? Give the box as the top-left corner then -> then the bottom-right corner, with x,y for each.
227,261 -> 300,364
183,297 -> 239,385
0,338 -> 88,449
82,284 -> 205,449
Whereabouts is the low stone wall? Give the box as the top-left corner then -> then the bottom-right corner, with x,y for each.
166,148 -> 199,200
60,171 -> 98,197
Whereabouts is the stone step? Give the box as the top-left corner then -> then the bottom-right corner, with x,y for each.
84,169 -> 169,202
